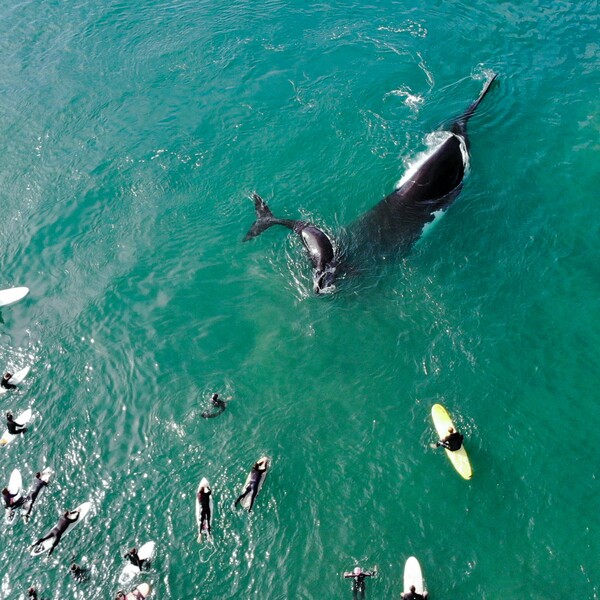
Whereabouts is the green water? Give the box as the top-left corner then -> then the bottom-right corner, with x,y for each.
0,0 -> 598,598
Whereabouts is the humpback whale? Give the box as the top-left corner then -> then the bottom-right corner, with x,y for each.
244,74 -> 497,293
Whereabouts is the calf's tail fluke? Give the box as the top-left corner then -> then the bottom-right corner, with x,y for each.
452,73 -> 498,134
243,192 -> 277,241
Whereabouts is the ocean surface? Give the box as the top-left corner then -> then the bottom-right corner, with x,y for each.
0,0 -> 598,598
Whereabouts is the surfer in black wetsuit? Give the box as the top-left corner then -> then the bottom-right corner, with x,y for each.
70,562 -> 90,582
1,372 -> 16,390
24,472 -> 49,522
124,547 -> 147,570
343,566 -> 376,599
234,458 -> 268,512
436,427 -> 463,451
403,585 -> 428,600
31,509 -> 80,555
2,486 -> 25,510
6,412 -> 27,435
197,484 -> 212,535
201,393 -> 227,419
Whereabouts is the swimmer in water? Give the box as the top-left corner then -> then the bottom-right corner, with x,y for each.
31,509 -> 80,555
343,566 -> 377,599
234,458 -> 268,512
201,393 -> 227,419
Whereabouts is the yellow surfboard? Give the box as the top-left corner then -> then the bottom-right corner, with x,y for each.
431,404 -> 472,480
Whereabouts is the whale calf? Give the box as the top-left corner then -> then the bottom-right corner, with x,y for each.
244,192 -> 337,294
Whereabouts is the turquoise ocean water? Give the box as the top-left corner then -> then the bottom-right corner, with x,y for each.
0,0 -> 598,598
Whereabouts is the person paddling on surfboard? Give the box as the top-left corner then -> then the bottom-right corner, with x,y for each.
234,458 -> 268,512
6,411 -> 27,435
24,472 -> 49,522
1,373 -> 17,390
403,585 -> 428,600
31,509 -> 80,556
436,426 -> 463,451
343,566 -> 376,599
197,483 -> 212,535
201,393 -> 227,419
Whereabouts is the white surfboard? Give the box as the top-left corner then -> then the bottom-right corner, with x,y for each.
30,501 -> 92,556
238,456 -> 269,511
196,477 -> 213,542
0,408 -> 32,446
4,469 -> 23,524
0,366 -> 31,395
0,287 -> 29,307
118,541 -> 156,585
403,556 -> 426,597
125,583 -> 151,600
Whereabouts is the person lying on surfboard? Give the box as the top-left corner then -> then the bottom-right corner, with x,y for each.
1,373 -> 16,390
403,585 -> 428,600
435,426 -> 464,451
24,472 -> 49,522
6,412 -> 27,435
197,483 -> 212,535
201,393 -> 227,419
343,566 -> 376,598
31,509 -> 80,556
234,458 -> 268,512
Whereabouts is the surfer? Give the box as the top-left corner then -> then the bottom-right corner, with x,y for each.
125,547 -> 148,570
24,472 -> 49,521
201,393 -> 226,419
2,486 -> 25,509
436,426 -> 464,451
70,562 -> 90,582
6,412 -> 27,435
197,483 -> 212,535
403,585 -> 428,600
234,458 -> 268,512
31,509 -> 80,556
1,373 -> 16,390
343,566 -> 376,599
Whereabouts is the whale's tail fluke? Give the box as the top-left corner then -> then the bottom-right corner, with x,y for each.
243,193 -> 277,241
452,73 -> 498,137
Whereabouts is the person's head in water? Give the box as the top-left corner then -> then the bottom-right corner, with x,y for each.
448,427 -> 454,434
6,412 -> 12,420
353,567 -> 361,576
129,547 -> 138,556
410,585 -> 416,593
3,373 -> 12,381
35,472 -> 41,478
212,393 -> 218,401
115,592 -> 126,600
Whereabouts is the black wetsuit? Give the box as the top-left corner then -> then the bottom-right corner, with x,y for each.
403,592 -> 427,600
438,431 -> 463,451
201,394 -> 226,419
344,571 -> 375,599
234,463 -> 267,512
25,475 -> 48,520
1,375 -> 16,390
6,415 -> 26,435
34,511 -> 79,555
198,489 -> 212,533
3,489 -> 25,509
125,549 -> 146,570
